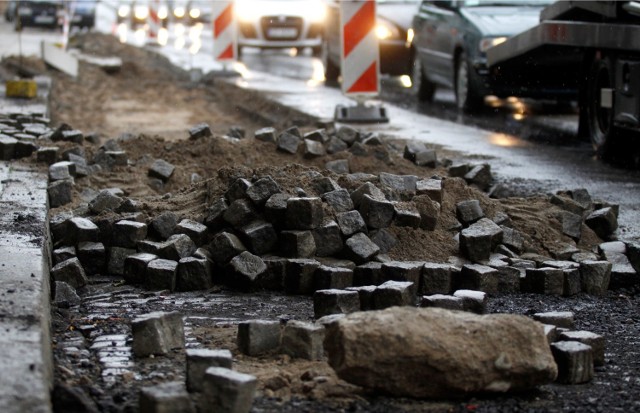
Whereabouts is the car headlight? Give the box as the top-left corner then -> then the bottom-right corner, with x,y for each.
174,6 -> 185,18
375,19 -> 400,41
118,5 -> 130,18
479,36 -> 507,52
158,5 -> 168,20
189,8 -> 201,19
134,5 -> 149,20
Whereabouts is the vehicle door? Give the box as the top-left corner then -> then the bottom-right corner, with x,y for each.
413,0 -> 458,87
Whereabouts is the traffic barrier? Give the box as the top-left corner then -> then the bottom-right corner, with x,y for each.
148,0 -> 161,43
212,1 -> 236,62
340,0 -> 379,96
334,0 -> 388,123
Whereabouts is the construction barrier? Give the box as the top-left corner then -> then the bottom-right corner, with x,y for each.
212,1 -> 236,62
340,0 -> 380,96
148,0 -> 161,43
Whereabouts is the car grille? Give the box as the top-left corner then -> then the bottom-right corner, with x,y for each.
260,16 -> 303,41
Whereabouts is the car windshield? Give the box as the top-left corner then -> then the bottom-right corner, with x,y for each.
461,0 -> 554,6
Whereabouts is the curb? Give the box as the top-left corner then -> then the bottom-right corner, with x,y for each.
0,79 -> 53,413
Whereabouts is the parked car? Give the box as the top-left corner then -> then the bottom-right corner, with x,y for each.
14,0 -> 63,30
322,0 -> 421,83
4,0 -> 17,22
70,0 -> 96,29
234,0 -> 327,57
411,0 -> 554,111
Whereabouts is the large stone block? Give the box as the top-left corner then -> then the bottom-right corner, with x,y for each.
177,257 -> 213,291
312,221 -> 343,257
550,341 -> 594,384
314,265 -> 353,291
325,307 -> 557,398
585,207 -> 618,239
132,311 -> 184,357
281,321 -> 325,360
226,251 -> 267,292
186,349 -> 233,392
284,258 -> 320,295
380,261 -> 423,291
237,320 -> 281,356
279,230 -> 315,258
523,268 -> 564,295
314,289 -> 360,318
202,367 -> 257,413
146,259 -> 178,291
421,263 -> 454,295
372,281 -> 415,309
124,252 -> 157,285
353,262 -> 383,286
579,260 -> 612,295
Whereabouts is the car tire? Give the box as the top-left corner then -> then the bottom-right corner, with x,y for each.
322,40 -> 340,84
587,54 -> 621,161
455,51 -> 484,112
411,57 -> 436,102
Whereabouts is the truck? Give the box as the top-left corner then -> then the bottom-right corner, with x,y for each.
485,0 -> 640,161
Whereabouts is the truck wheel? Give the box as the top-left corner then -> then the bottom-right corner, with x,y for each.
455,51 -> 484,112
322,40 -> 340,84
412,57 -> 435,102
587,55 -> 619,160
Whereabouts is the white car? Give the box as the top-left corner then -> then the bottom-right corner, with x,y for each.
235,0 -> 326,56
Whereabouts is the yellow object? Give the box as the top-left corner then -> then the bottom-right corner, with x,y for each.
5,79 -> 37,99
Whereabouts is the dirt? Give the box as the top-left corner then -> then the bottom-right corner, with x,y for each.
3,32 -> 635,413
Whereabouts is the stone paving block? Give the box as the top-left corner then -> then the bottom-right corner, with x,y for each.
464,164 -> 492,191
559,330 -> 605,366
174,219 -> 208,246
209,232 -> 246,264
550,194 -> 586,216
413,194 -> 440,231
312,176 -> 340,195
379,172 -> 418,198
501,226 -> 524,254
381,261 -> 423,292
53,246 -> 76,265
260,257 -> 286,291
523,267 -> 564,295
177,257 -> 213,291
205,197 -> 228,230
51,257 -> 88,289
202,367 -> 257,413
124,252 -> 158,285
49,161 -> 75,181
359,194 -> 395,229
314,265 -> 353,291
246,176 -> 281,206
453,289 -> 488,314
148,159 -> 175,182
149,211 -> 178,240
569,188 -> 593,209
53,281 -> 81,307
281,321 -> 325,360
403,141 -> 428,162
280,230 -> 315,258
88,189 -> 123,214
420,294 -> 464,311
325,159 -> 350,174
494,266 -> 521,293
372,281 -> 415,309
421,262 -> 454,295
369,228 -> 398,255
48,179 -> 74,208
458,264 -> 499,294
237,320 -> 281,356
188,122 -> 212,140
113,220 -> 148,248
240,221 -> 278,255
345,285 -> 376,311
286,197 -> 324,230
139,381 -> 194,413
602,250 -> 638,289
533,311 -> 575,329
344,232 -> 380,264
393,202 -> 421,228
314,289 -> 360,318
579,260 -> 612,295
254,126 -> 277,143
186,349 -> 233,392
326,136 -> 348,154
36,146 -> 59,164
353,262 -> 383,286
226,251 -> 267,292
284,259 -> 321,295
415,149 -> 437,167
225,178 -> 251,203
563,268 -> 581,296
66,217 -> 100,244
312,221 -> 343,257
161,234 -> 197,261
77,241 -> 106,276
460,218 -> 503,262
627,241 -> 640,273
322,188 -> 354,213
551,341 -> 594,384
146,259 -> 178,291
137,240 -> 166,256
132,311 -> 184,357
108,247 -> 136,275
585,207 -> 618,239
264,193 -> 290,229
304,139 -> 326,158
0,134 -> 17,160
336,210 -> 367,237
456,200 -> 484,227
350,182 -> 386,209
416,178 -> 443,203
277,131 -> 301,154
337,125 -> 359,145
561,211 -> 583,240
223,199 -> 258,229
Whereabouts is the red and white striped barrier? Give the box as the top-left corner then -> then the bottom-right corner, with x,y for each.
340,0 -> 380,96
212,1 -> 236,62
148,0 -> 161,42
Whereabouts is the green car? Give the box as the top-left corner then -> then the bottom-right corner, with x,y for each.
412,0 -> 554,111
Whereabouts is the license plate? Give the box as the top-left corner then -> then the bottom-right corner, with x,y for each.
34,15 -> 55,24
267,27 -> 297,38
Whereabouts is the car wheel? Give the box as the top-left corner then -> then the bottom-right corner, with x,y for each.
587,55 -> 621,161
455,51 -> 484,112
322,40 -> 340,84
411,57 -> 435,102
